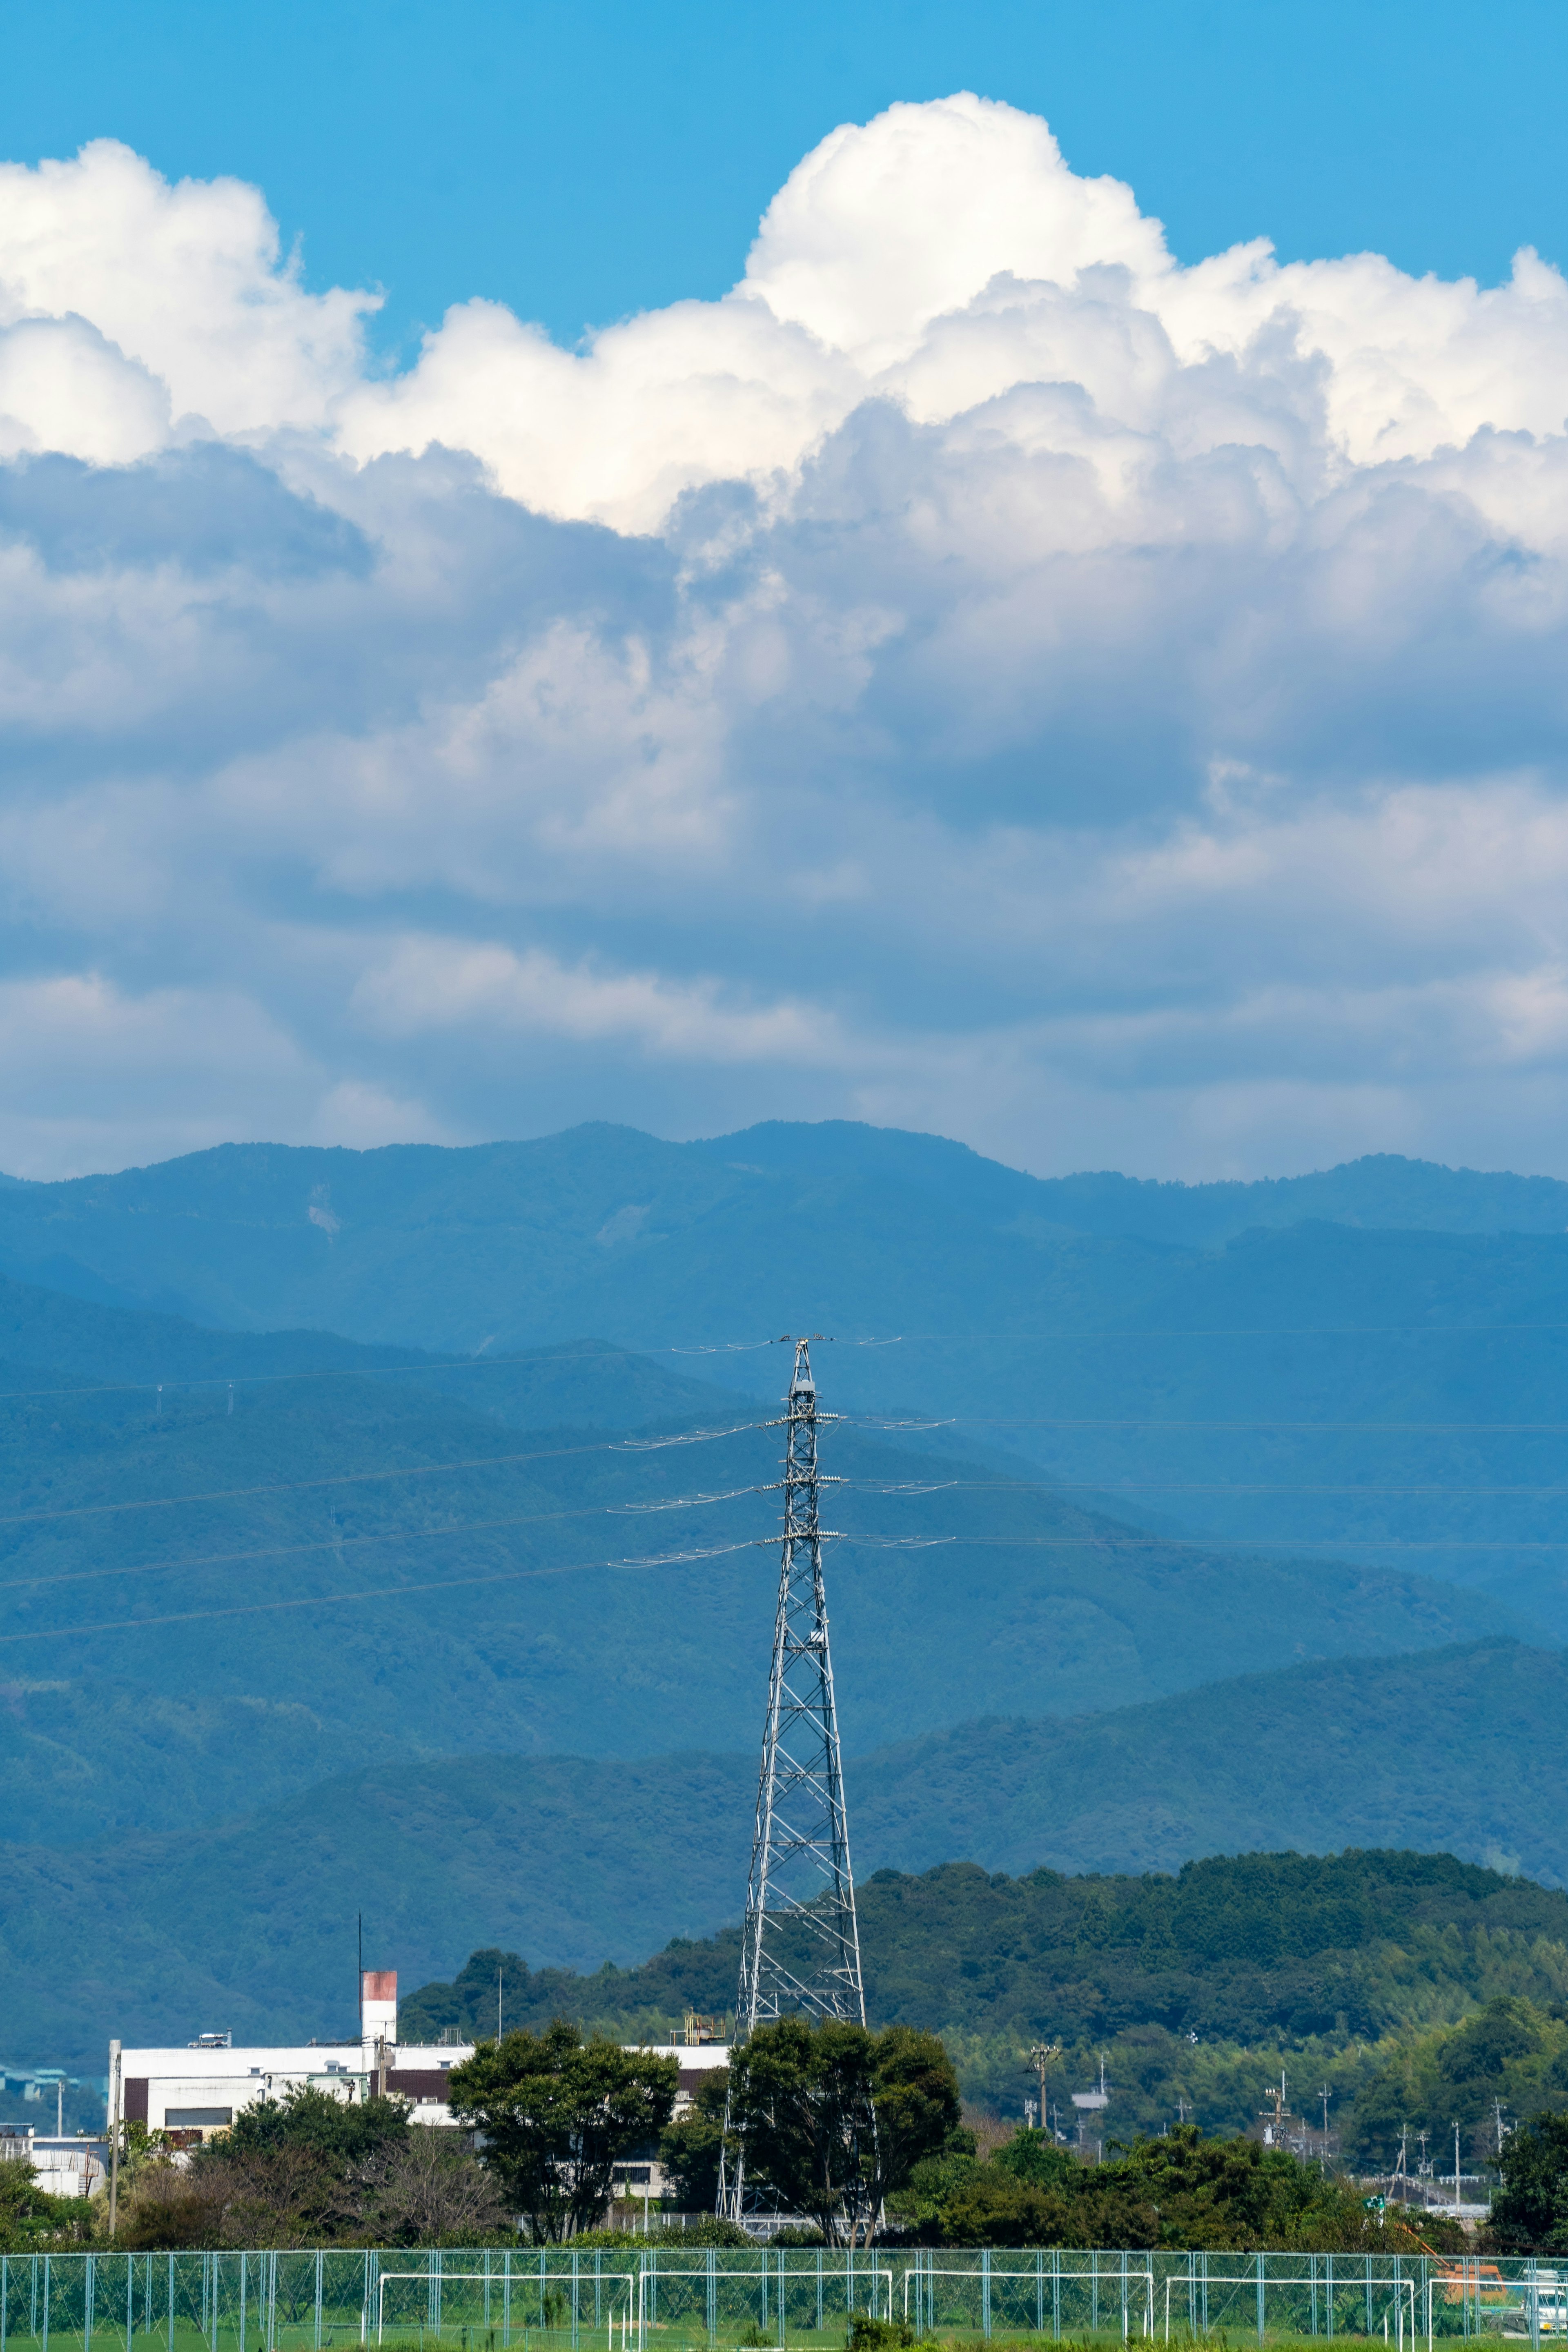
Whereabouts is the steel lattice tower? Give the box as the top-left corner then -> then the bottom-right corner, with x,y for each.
718,1336 -> 866,2223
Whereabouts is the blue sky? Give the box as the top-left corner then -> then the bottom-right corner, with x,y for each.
6,0 -> 1567,352
4,9 -> 1568,1183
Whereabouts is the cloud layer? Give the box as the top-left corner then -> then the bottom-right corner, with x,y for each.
3,96 -> 1568,1178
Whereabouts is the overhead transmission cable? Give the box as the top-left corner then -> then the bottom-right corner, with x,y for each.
10,1312 -> 1568,1409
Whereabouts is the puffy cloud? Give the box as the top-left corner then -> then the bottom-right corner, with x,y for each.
2,99 -> 1568,1176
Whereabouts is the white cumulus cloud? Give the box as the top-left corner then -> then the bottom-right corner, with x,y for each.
1,96 -> 1568,1178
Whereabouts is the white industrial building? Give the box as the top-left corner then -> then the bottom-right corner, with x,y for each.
112,1975 -> 731,2206
112,1973 -> 477,2145
0,2127 -> 109,2198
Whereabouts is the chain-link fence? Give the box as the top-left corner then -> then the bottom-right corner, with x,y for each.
0,2248 -> 1561,2352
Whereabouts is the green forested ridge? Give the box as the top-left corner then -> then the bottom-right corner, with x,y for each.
405,1848 -> 1568,2052
0,1126 -> 1567,1636
404,1858 -> 1568,2171
9,1638 -> 1568,2069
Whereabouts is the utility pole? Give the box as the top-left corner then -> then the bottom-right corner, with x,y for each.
108,2041 -> 121,2238
719,1338 -> 865,2228
1029,2043 -> 1061,2139
1454,2120 -> 1462,2211
498,1966 -> 503,2041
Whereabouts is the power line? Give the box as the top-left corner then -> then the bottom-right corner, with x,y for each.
858,1477 -> 1568,1497
9,1310 -> 1568,1408
0,1427 -> 765,1532
0,1486 -> 763,1598
0,1539 -> 762,1650
848,1415 -> 1568,1433
0,1422 -> 765,1537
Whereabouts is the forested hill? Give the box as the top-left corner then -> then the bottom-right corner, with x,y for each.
403,1847 -> 1568,2051
9,1637 -> 1568,2069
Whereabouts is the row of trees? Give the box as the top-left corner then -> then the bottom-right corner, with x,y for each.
34,2014 -> 1568,2253
107,2019 -> 960,2250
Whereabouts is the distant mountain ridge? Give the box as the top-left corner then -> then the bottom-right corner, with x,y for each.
3,1126 -> 1567,1347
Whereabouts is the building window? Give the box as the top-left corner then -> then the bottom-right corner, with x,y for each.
163,2109 -> 233,2128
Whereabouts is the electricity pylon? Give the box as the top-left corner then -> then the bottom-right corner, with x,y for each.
717,1336 -> 867,2224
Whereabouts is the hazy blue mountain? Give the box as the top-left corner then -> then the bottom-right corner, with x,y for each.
4,1124 -> 1568,1350
0,1257 -> 1512,1838
8,1635 -> 1563,2069
1,1129 -> 1568,1642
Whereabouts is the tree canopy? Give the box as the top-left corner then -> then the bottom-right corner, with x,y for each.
116,2087 -> 506,2250
892,2123 -> 1465,2252
725,2019 -> 960,2244
1489,2111 -> 1568,2253
447,2021 -> 677,2241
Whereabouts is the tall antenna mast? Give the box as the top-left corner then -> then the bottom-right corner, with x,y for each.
719,1335 -> 866,2222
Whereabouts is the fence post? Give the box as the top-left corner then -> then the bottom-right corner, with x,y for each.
777,2247 -> 786,2349
815,2252 -> 822,2337
705,2250 -> 716,2348
1053,2249 -> 1061,2343
982,2250 -> 991,2343
41,2257 -> 49,2352
240,2254 -> 247,2352
572,2253 -> 580,2352
1,2252 -> 7,2352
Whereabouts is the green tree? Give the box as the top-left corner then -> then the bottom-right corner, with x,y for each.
224,2084 -> 413,2163
118,2087 -> 505,2250
1489,2111 -> 1568,2253
658,2069 -> 728,2211
915,2123 -> 1466,2252
448,2020 -> 677,2240
726,2019 -> 959,2245
0,2157 -> 91,2250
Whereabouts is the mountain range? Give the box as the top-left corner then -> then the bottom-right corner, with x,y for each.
0,1125 -> 1565,1632
9,1635 -> 1566,2071
3,1118 -> 1567,2093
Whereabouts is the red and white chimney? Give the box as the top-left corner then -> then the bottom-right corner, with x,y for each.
361,1970 -> 397,2050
